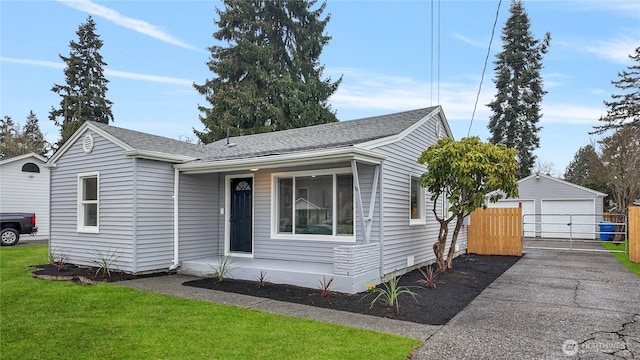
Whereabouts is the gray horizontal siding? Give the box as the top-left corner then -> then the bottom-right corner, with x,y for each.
50,129 -> 134,272
133,159 -> 176,272
178,173 -> 219,260
518,176 -> 604,216
374,115 -> 463,275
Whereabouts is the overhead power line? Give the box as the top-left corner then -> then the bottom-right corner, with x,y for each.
467,0 -> 502,137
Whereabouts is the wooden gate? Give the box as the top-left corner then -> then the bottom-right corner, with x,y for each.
468,207 -> 522,256
630,207 -> 640,263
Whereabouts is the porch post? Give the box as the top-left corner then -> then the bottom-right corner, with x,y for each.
170,167 -> 180,270
351,160 -> 369,243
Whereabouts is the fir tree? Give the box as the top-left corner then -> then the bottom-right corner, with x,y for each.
564,144 -> 609,195
49,16 -> 113,149
0,116 -> 21,159
0,112 -> 49,159
593,46 -> 640,134
194,0 -> 341,143
487,0 -> 550,179
22,111 -> 49,157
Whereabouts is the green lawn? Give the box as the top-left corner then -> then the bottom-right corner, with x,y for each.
1,246 -> 421,359
601,241 -> 640,277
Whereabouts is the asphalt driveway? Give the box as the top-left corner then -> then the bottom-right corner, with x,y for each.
411,249 -> 640,359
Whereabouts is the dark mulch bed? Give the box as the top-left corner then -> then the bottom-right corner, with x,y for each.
184,253 -> 521,325
31,263 -> 139,283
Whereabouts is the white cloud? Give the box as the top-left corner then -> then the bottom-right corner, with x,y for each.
56,0 -> 205,53
583,34 -> 638,64
452,33 -> 488,48
1,57 -> 193,86
1,57 -> 65,69
328,67 -> 607,127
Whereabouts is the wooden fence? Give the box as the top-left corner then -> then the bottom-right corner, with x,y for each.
630,207 -> 639,263
468,207 -> 522,256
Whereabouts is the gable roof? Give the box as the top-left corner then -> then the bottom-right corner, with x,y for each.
48,121 -> 206,165
200,106 -> 441,161
48,106 -> 445,168
0,153 -> 48,166
519,173 -> 607,197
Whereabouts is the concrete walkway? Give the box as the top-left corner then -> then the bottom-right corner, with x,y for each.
119,249 -> 640,359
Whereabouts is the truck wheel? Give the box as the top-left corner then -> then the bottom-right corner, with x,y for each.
0,228 -> 20,246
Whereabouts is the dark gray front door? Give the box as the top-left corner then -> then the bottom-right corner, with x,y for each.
230,178 -> 252,253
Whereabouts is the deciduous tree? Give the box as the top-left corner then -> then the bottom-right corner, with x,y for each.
487,0 -> 550,179
49,16 -> 113,149
418,137 -> 519,271
599,126 -> 640,215
194,0 -> 340,143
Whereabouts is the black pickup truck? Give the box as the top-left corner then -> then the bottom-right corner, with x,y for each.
0,213 -> 38,246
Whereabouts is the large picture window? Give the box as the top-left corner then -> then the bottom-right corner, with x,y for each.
274,169 -> 354,240
78,172 -> 99,233
410,175 -> 426,225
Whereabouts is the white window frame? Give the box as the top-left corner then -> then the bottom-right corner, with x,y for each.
409,174 -> 426,226
77,171 -> 99,233
271,167 -> 356,242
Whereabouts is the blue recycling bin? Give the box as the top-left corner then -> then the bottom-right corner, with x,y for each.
599,221 -> 616,241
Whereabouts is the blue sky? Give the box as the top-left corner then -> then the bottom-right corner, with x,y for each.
1,0 -> 639,174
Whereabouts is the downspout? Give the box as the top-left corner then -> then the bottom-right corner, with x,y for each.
132,158 -> 138,273
378,162 -> 385,280
169,167 -> 180,270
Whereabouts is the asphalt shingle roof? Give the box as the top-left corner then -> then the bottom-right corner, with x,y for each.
88,107 -> 437,162
90,121 -> 207,159
201,107 -> 437,161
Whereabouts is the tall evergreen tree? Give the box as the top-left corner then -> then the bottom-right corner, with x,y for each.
564,144 -> 609,195
0,116 -> 21,159
593,47 -> 640,134
49,16 -> 113,149
22,111 -> 49,157
487,0 -> 550,179
194,0 -> 341,143
0,112 -> 49,159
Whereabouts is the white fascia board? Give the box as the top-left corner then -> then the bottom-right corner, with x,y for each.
522,173 -> 608,197
356,106 -> 442,150
0,152 -> 48,166
48,122 -> 135,166
123,150 -> 196,163
175,147 -> 385,174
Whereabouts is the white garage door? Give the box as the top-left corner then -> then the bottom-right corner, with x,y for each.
541,199 -> 596,239
487,199 -> 535,237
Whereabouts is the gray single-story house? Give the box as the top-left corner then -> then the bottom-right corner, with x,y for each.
0,153 -> 50,239
486,173 -> 607,239
47,106 -> 466,293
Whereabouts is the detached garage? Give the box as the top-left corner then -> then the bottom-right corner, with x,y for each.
486,173 -> 607,239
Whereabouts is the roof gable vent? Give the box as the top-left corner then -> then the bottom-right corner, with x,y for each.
83,134 -> 94,154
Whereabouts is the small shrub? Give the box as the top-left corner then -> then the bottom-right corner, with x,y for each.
318,275 -> 334,297
211,255 -> 233,282
417,265 -> 439,288
92,247 -> 120,278
367,275 -> 418,313
49,248 -> 67,271
256,270 -> 268,288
